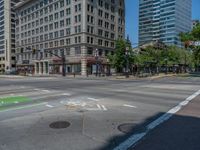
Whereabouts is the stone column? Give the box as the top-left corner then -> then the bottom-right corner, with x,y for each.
46,62 -> 49,75
81,46 -> 87,76
43,61 -> 46,75
38,62 -> 41,75
34,63 -> 37,75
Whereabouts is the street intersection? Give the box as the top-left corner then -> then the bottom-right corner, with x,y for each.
0,76 -> 199,150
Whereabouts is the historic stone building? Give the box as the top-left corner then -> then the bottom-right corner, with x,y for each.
15,0 -> 125,75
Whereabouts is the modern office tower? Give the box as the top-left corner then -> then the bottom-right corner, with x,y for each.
15,0 -> 125,76
0,0 -> 21,74
192,20 -> 200,29
139,0 -> 192,47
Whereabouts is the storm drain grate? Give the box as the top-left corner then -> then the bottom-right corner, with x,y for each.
49,121 -> 70,129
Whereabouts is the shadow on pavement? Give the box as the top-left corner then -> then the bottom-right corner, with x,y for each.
99,112 -> 200,150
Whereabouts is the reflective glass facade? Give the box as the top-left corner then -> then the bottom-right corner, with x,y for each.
139,0 -> 192,46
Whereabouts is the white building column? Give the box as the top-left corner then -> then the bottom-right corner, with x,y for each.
81,46 -> 87,76
34,63 -> 37,75
43,61 -> 46,75
38,62 -> 42,75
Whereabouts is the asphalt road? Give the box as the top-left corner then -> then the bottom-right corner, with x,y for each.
0,75 -> 199,150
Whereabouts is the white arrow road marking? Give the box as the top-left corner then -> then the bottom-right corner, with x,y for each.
87,97 -> 100,101
123,104 -> 137,108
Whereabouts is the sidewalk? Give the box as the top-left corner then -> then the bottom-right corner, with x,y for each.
131,95 -> 200,150
0,73 -> 177,80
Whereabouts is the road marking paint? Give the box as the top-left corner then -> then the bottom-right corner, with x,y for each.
42,90 -> 50,93
97,104 -> 101,109
62,93 -> 71,96
34,89 -> 40,91
114,89 -> 200,150
87,97 -> 100,101
123,104 -> 137,108
0,102 -> 47,113
101,105 -> 107,110
46,104 -> 54,108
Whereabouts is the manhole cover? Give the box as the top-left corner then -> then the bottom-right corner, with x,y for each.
118,123 -> 146,134
49,121 -> 70,129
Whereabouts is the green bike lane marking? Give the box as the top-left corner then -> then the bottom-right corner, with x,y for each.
0,96 -> 41,112
0,96 -> 31,107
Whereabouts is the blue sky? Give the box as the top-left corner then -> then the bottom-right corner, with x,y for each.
125,0 -> 200,46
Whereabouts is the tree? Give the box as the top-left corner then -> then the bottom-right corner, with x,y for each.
179,23 -> 200,71
107,39 -> 135,73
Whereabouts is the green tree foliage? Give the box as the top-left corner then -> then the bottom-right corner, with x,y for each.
108,39 -> 135,73
179,23 -> 200,70
137,45 -> 192,67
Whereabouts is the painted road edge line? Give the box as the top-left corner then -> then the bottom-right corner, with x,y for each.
113,89 -> 200,150
0,102 -> 48,113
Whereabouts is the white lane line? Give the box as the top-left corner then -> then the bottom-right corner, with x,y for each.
123,104 -> 137,108
42,90 -> 50,93
87,97 -> 100,101
62,93 -> 71,96
46,104 -> 54,108
0,102 -> 48,113
34,89 -> 40,91
101,105 -> 107,110
114,89 -> 200,150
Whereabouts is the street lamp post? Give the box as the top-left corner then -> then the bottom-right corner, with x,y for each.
95,49 -> 99,77
125,47 -> 130,78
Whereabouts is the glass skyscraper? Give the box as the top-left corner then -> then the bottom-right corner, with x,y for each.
139,0 -> 192,47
